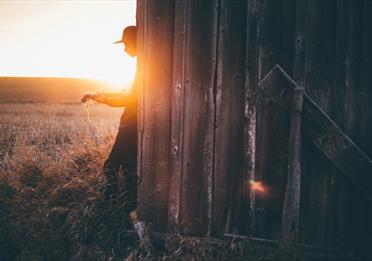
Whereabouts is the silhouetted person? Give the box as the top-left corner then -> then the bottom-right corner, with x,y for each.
81,26 -> 138,208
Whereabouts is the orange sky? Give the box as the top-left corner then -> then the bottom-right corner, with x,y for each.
0,1 -> 136,90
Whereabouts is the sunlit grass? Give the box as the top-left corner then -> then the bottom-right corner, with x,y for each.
0,103 -> 121,157
0,102 -> 133,260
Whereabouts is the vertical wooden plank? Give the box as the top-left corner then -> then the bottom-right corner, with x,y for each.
211,0 -> 247,236
279,0 -> 311,244
136,0 -> 146,225
136,0 -> 144,192
293,0 -> 312,247
279,0 -> 309,245
335,0 -> 367,253
254,0 -> 296,240
136,0 -> 174,232
338,0 -> 372,257
359,0 -> 372,255
292,0 -> 308,92
298,0 -> 340,247
167,0 -> 187,233
245,0 -> 259,237
358,0 -> 372,157
334,0 -> 353,252
179,0 -> 218,236
281,87 -> 304,245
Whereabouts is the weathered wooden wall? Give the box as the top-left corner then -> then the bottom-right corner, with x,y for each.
137,0 -> 249,237
136,0 -> 372,254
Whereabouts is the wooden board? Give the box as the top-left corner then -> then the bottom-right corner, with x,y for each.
167,0 -> 188,233
176,0 -> 219,236
244,0 -> 259,237
254,0 -> 296,240
211,0 -> 248,237
136,0 -> 174,232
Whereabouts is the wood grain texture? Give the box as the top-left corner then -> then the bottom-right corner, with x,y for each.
337,0 -> 372,256
211,0 -> 247,237
295,0 -> 339,247
178,0 -> 218,236
137,0 -> 174,232
244,0 -> 259,237
254,0 -> 296,240
281,87 -> 304,245
135,0 -> 372,254
167,0 -> 188,233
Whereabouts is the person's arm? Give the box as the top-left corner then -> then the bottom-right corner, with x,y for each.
81,92 -> 136,107
102,93 -> 136,107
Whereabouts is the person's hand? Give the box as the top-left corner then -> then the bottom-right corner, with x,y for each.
81,92 -> 108,104
92,92 -> 107,104
81,93 -> 93,103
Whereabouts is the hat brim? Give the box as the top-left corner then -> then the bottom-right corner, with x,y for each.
113,40 -> 123,44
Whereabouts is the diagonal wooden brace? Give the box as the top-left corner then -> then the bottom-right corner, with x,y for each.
259,65 -> 372,204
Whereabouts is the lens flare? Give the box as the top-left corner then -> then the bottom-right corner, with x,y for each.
250,180 -> 266,194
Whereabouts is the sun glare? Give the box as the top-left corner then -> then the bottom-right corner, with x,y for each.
0,1 -> 137,91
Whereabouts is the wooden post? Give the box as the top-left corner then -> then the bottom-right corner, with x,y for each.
281,87 -> 304,245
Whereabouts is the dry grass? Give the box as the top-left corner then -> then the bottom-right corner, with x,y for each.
0,102 -> 135,260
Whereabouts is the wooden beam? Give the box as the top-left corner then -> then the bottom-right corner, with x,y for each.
281,87 -> 304,245
259,65 -> 372,203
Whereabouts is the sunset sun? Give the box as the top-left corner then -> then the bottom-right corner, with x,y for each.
0,1 -> 137,91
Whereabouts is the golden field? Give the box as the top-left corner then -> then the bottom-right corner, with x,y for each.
0,78 -> 133,260
0,77 -> 110,103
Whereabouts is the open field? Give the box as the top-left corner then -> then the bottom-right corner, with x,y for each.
0,102 -> 122,158
0,78 -> 130,260
0,77 -> 111,103
0,78 -> 309,260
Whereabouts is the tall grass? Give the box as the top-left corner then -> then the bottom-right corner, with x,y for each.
0,103 -> 137,260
